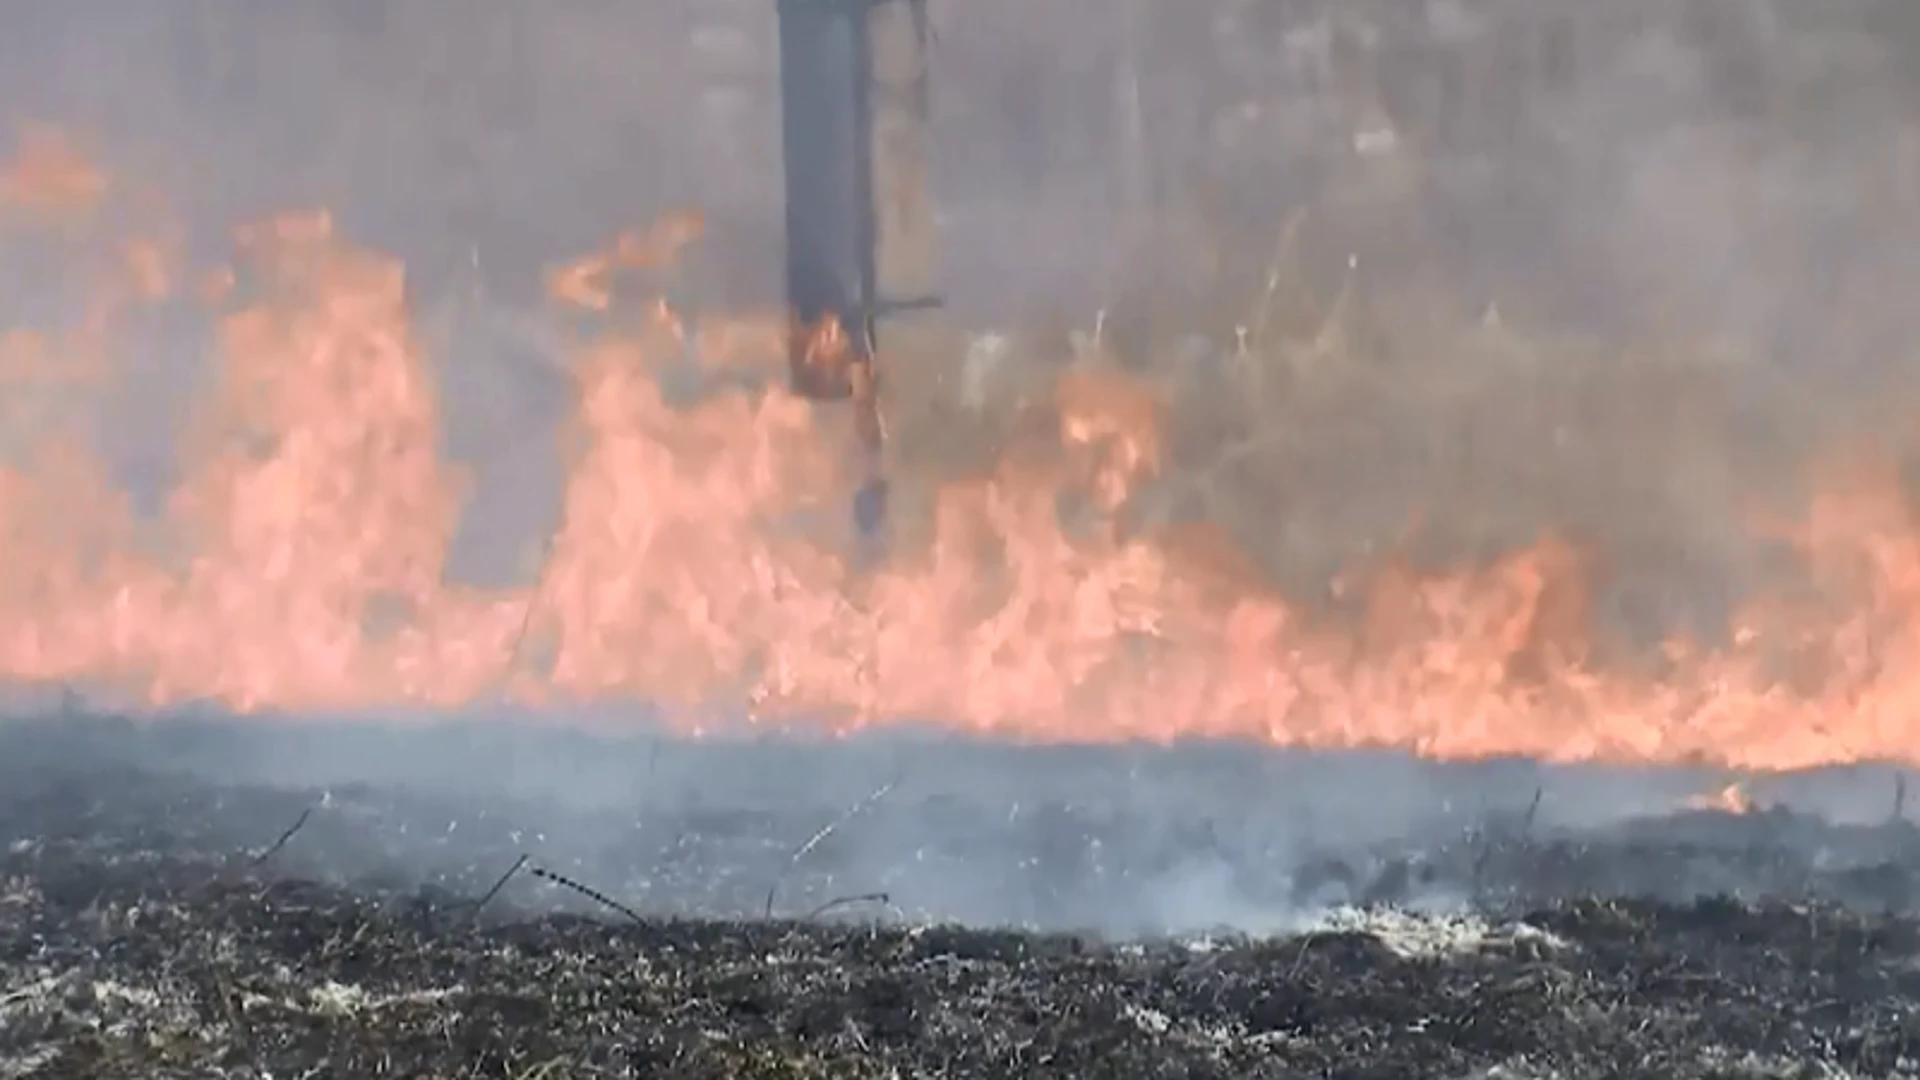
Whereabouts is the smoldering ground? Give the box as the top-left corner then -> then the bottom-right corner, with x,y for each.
13,718 -> 1920,1080
7,711 -> 1920,934
2,0 -> 1920,935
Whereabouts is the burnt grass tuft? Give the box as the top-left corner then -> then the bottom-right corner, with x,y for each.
12,853 -> 1920,1080
5,724 -> 1920,1077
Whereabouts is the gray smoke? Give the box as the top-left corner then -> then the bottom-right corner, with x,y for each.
2,0 -> 1919,931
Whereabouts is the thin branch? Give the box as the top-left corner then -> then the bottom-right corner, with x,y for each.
530,866 -> 645,925
247,807 -> 313,868
765,778 -> 899,918
469,853 -> 530,922
802,891 -> 893,922
1520,785 -> 1544,838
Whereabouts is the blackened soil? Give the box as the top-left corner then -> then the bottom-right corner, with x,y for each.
4,716 -> 1920,1078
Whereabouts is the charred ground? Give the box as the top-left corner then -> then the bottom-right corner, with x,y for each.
5,716 -> 1920,1079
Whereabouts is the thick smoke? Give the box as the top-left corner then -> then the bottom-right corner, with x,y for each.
3,0 -> 1919,931
6,1 -> 1918,614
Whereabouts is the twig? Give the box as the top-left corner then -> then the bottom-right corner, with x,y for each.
1470,785 -> 1544,904
494,327 -> 585,699
468,853 -> 530,922
802,891 -> 893,922
500,540 -> 556,696
1520,785 -> 1544,838
764,778 -> 899,918
1243,206 -> 1309,356
513,1058 -> 574,1080
247,807 -> 313,868
191,806 -> 313,903
1303,253 -> 1359,360
530,866 -> 644,925
1285,929 -> 1325,982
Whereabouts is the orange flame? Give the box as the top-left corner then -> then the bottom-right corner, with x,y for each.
4,136 -> 1920,771
1683,783 -> 1754,815
0,124 -> 106,219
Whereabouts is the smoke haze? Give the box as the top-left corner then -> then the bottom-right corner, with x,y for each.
3,1 -> 1916,630
3,1 -> 1920,931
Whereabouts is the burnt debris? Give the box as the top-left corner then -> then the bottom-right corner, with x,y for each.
4,717 -> 1920,1077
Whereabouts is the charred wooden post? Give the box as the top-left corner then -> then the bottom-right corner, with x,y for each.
775,0 -> 939,540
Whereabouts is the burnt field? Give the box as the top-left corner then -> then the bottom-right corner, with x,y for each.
5,716 -> 1920,1078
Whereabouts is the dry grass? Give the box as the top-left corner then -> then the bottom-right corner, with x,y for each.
6,716 -> 1920,1078
8,0 -> 1920,650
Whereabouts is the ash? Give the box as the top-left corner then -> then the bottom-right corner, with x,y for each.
5,715 -> 1920,1079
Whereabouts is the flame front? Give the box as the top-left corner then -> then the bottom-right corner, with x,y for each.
4,136 -> 1920,771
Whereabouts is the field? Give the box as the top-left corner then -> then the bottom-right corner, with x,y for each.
5,4 -> 1920,1078
5,716 -> 1920,1079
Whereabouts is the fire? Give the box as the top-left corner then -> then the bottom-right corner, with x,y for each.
1683,783 -> 1754,815
5,135 -> 1920,770
0,125 -> 105,219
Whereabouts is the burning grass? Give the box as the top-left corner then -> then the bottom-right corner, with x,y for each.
3,126 -> 1920,770
4,13 -> 1920,1074
4,5 -> 1920,768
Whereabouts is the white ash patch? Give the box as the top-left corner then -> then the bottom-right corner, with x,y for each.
1166,907 -> 1570,961
89,979 -> 164,1012
1694,1046 -> 1889,1079
1306,908 -> 1571,960
0,972 -> 62,1018
1449,1059 -> 1568,1080
0,1047 -> 57,1080
0,968 -> 203,1042
1122,1001 -> 1172,1036
304,981 -> 466,1017
1119,1000 -> 1246,1057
